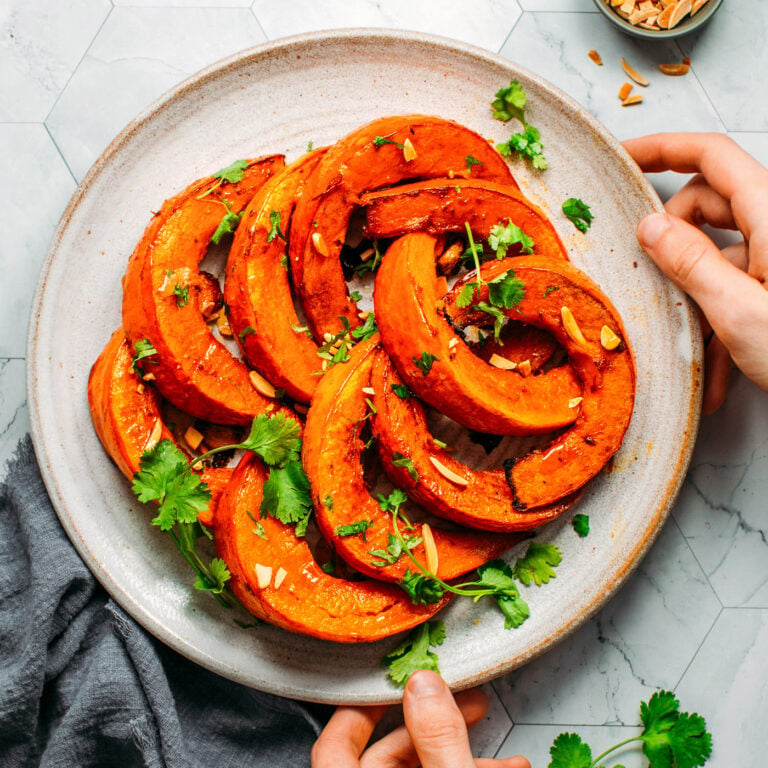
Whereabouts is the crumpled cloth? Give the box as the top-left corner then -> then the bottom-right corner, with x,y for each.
0,436 -> 328,767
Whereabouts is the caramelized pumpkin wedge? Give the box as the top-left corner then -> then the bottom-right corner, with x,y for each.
362,178 -> 567,261
87,329 -> 231,527
289,115 -> 517,339
370,348 -> 579,531
215,453 -> 449,642
302,337 -> 521,581
225,150 -> 326,404
444,256 -> 636,510
374,232 -> 582,435
122,155 -> 289,425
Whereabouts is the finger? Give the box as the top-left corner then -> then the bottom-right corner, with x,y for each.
476,758 -> 531,768
402,670 -> 477,767
702,336 -> 734,415
665,174 -> 737,230
360,687 -> 490,768
638,212 -> 768,393
311,705 -> 389,768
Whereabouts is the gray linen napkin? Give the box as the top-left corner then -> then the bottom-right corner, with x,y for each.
0,436 -> 327,768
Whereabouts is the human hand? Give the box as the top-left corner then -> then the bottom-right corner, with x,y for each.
623,133 -> 768,412
311,670 -> 530,768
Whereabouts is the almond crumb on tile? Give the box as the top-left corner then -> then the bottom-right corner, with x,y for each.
618,82 -> 633,100
588,49 -> 603,66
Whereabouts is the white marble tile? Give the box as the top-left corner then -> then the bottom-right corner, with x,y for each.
729,131 -> 768,169
0,124 -> 76,358
0,360 -> 30,481
499,12 -> 724,140
498,723 -> 647,767
468,684 -> 514,758
45,6 -> 268,181
493,520 -> 720,725
0,0 -> 111,122
679,1 -> 768,132
676,608 -> 768,766
114,0 -> 252,5
519,0 -> 597,10
250,0 -> 521,53
673,373 -> 768,608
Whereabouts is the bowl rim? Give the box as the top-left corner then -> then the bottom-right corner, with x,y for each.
591,0 -> 724,39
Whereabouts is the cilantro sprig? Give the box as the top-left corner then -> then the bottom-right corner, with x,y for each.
548,690 -> 712,768
131,339 -> 158,375
562,198 -> 594,233
194,159 -> 251,244
382,620 -> 446,687
492,81 -> 548,170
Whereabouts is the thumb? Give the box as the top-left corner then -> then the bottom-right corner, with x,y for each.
402,671 -> 476,767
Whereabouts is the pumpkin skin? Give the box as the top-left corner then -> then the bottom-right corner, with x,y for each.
444,256 -> 636,510
214,453 -> 449,642
370,348 -> 580,532
288,115 -> 518,340
122,155 -> 291,426
225,150 -> 326,404
362,178 -> 567,262
87,328 -> 230,527
373,232 -> 582,436
302,337 -> 522,582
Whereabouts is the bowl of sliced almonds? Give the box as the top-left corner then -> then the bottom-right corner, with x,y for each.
593,0 -> 723,38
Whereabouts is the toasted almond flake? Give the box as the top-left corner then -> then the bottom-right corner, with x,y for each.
184,425 -> 204,451
361,386 -> 375,396
569,397 -> 584,409
659,62 -> 690,75
429,455 -> 469,487
610,0 -> 623,5
146,418 -> 163,448
311,231 -> 330,257
254,563 -> 272,589
691,0 -> 708,13
359,247 -> 374,262
273,567 -> 287,589
561,306 -> 588,347
517,359 -> 532,377
489,353 -> 517,371
323,332 -> 334,343
657,2 -> 676,27
402,137 -> 418,162
448,337 -> 460,350
600,325 -> 622,350
142,372 -> 156,381
668,0 -> 692,27
621,58 -> 649,87
216,313 -> 233,337
618,82 -> 633,100
620,0 -> 635,13
588,49 -> 603,66
321,359 -> 328,372
249,370 -> 277,399
421,523 -> 439,574
448,169 -> 455,179
358,310 -> 370,320
622,94 -> 644,106
136,382 -> 145,395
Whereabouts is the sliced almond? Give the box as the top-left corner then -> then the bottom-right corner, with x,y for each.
142,372 -> 156,381
361,386 -> 375,396
311,231 -> 330,257
216,313 -> 233,337
254,563 -> 272,589
488,353 -> 517,371
517,359 -> 532,377
402,137 -> 418,162
569,396 -> 584,409
136,382 -> 145,395
249,370 -> 277,399
429,456 -> 469,487
184,425 -> 204,451
691,0 -> 709,13
359,247 -> 375,262
621,58 -> 649,87
618,82 -> 633,100
273,567 -> 287,590
622,94 -> 644,106
421,523 -> 439,575
587,49 -> 603,66
659,63 -> 690,76
619,0 -> 635,13
358,310 -> 370,320
600,325 -> 622,350
146,418 -> 163,449
561,306 -> 588,347
668,0 -> 692,27
657,2 -> 676,27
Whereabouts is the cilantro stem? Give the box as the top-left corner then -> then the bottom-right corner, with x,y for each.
196,179 -> 223,200
464,222 -> 484,283
589,736 -> 644,768
167,527 -> 232,608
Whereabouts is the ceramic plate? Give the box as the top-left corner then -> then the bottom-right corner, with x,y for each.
27,29 -> 702,704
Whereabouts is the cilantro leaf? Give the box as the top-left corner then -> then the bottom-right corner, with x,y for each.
336,519 -> 374,541
238,325 -> 256,342
412,351 -> 439,376
498,125 -> 548,170
215,158 -> 249,184
378,488 -> 409,513
562,198 -> 594,233
195,557 -> 231,594
391,384 -> 412,400
488,220 -> 535,257
382,620 -> 446,687
465,154 -> 484,171
240,412 -> 302,467
369,532 -> 422,567
373,135 -> 405,149
488,269 -> 526,309
211,208 -> 241,244
260,460 -> 312,535
351,312 -> 378,342
513,542 -> 562,586
173,283 -> 189,307
456,281 -> 480,309
474,301 -> 507,343
267,209 -> 287,242
572,514 -> 590,537
491,80 -> 527,123
476,559 -> 530,629
548,732 -> 593,768
131,338 -> 158,375
392,452 -> 419,483
400,570 -> 446,605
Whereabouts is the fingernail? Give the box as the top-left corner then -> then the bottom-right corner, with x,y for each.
407,670 -> 446,698
637,212 -> 671,248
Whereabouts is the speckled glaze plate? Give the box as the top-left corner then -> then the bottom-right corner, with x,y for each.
27,29 -> 702,704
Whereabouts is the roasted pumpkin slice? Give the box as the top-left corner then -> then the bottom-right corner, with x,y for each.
370,348 -> 579,532
362,178 -> 567,261
215,453 -> 449,642
226,150 -> 326,404
444,256 -> 636,510
122,155 -> 289,425
87,329 -> 231,527
374,232 -> 582,435
288,115 -> 517,339
302,337 -> 521,582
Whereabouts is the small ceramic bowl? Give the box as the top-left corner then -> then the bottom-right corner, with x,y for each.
592,0 -> 723,39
